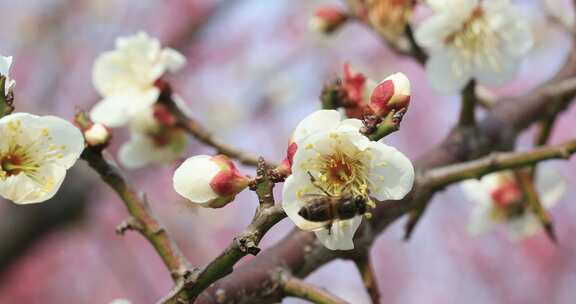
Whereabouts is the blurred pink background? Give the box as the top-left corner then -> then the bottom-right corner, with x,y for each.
0,0 -> 575,303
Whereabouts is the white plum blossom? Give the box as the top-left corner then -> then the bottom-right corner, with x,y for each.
118,102 -> 187,169
282,110 -> 414,250
173,154 -> 249,208
0,55 -> 15,95
0,113 -> 84,204
416,0 -> 533,93
90,32 -> 186,127
461,164 -> 566,240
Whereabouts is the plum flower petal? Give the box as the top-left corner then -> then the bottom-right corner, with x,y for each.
315,217 -> 362,250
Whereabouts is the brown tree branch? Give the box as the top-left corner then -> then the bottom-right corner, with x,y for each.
282,275 -> 350,304
458,80 -> 477,126
81,148 -> 193,281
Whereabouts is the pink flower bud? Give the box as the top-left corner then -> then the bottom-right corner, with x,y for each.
310,6 -> 349,34
369,72 -> 410,117
278,140 -> 298,175
173,155 -> 249,208
153,104 -> 177,127
84,123 -> 112,147
342,63 -> 369,119
490,181 -> 522,209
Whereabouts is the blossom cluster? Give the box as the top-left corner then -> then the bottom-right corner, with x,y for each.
0,0 -> 567,257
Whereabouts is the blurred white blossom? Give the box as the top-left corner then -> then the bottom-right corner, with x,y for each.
0,113 -> 84,204
173,154 -> 249,208
90,32 -> 186,127
119,102 -> 187,169
0,55 -> 15,95
461,164 -> 566,240
416,0 -> 533,93
282,110 -> 414,250
109,299 -> 131,304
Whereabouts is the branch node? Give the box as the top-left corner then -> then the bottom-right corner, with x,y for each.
115,217 -> 143,235
235,236 -> 261,256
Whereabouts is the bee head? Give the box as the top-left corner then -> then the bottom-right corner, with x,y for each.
298,207 -> 310,220
353,196 -> 367,214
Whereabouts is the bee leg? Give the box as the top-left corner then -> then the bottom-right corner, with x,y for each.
364,212 -> 373,220
366,198 -> 376,209
307,171 -> 331,196
325,222 -> 333,235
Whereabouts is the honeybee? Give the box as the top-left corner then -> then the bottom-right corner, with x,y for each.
297,193 -> 368,222
297,172 -> 371,232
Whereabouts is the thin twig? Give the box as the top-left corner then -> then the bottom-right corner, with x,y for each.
535,115 -> 557,147
81,149 -> 193,281
404,24 -> 427,65
282,275 -> 349,304
353,254 -> 380,304
513,170 -> 557,242
424,139 -> 576,189
158,86 -> 271,167
347,10 -> 427,65
458,80 -> 477,127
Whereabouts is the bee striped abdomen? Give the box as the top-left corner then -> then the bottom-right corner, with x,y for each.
298,197 -> 334,222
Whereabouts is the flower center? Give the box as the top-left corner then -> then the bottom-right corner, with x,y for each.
489,180 -> 525,219
0,120 -> 65,194
312,149 -> 370,198
325,152 -> 355,184
0,149 -> 39,180
445,7 -> 502,73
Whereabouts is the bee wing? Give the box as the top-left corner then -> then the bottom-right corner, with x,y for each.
297,194 -> 334,231
300,194 -> 328,200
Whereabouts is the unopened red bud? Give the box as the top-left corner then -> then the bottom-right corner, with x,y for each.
153,104 -> 177,127
369,72 -> 410,117
490,181 -> 522,209
310,6 -> 349,34
173,155 -> 249,208
278,141 -> 298,176
210,155 -> 250,197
